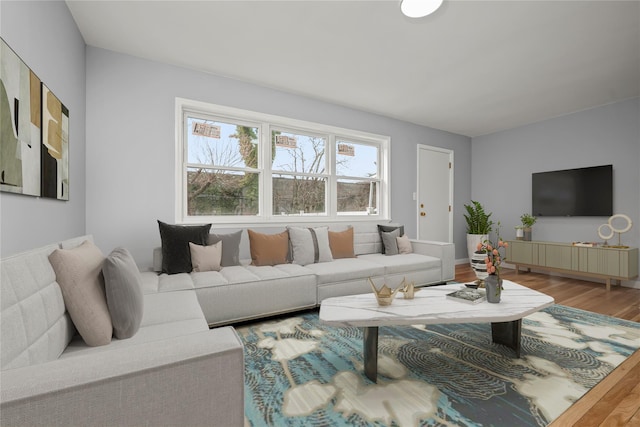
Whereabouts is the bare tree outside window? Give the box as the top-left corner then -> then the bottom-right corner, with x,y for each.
179,102 -> 387,221
272,131 -> 327,215
336,141 -> 379,214
186,118 -> 259,216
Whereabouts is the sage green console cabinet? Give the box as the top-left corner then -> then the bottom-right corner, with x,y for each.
506,241 -> 639,291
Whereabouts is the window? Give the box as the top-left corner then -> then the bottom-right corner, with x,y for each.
272,129 -> 327,215
184,115 -> 260,216
176,99 -> 389,224
336,140 -> 379,215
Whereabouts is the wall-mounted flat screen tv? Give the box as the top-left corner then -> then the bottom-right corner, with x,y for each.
532,165 -> 613,217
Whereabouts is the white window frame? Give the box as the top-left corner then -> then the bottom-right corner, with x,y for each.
175,97 -> 390,225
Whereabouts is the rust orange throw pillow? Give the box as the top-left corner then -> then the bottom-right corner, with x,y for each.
248,229 -> 289,266
328,227 -> 355,259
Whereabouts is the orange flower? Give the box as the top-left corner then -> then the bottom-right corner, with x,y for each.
476,242 -> 483,251
492,249 -> 499,256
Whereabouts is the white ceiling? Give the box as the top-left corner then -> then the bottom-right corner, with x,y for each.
66,0 -> 639,137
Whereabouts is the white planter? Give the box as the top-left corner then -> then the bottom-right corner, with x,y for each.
466,234 -> 488,266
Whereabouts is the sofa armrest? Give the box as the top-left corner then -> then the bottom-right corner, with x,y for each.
410,239 -> 455,282
1,327 -> 244,427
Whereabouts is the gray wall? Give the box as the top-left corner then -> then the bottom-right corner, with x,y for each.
472,98 -> 640,283
0,1 -> 87,257
85,47 -> 471,268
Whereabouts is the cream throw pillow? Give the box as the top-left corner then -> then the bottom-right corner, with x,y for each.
288,226 -> 333,266
189,241 -> 223,272
397,234 -> 413,254
49,240 -> 112,346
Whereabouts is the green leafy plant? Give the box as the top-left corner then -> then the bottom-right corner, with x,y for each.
520,213 -> 537,228
463,201 -> 493,234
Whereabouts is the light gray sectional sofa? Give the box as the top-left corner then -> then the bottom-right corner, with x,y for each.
0,236 -> 244,427
151,223 -> 455,326
0,223 -> 454,426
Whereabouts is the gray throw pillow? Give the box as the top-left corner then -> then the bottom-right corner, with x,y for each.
208,230 -> 242,267
378,224 -> 405,254
102,247 -> 144,339
381,228 -> 401,255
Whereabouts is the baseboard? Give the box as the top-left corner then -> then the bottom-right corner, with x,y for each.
456,258 -> 470,265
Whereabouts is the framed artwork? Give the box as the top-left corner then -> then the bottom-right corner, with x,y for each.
0,38 -> 69,200
41,83 -> 69,200
1,38 -> 42,196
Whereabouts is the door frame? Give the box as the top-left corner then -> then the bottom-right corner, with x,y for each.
416,144 -> 454,242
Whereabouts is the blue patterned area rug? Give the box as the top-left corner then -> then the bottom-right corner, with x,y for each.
238,305 -> 640,427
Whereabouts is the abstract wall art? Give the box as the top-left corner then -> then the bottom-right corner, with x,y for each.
1,38 -> 42,197
1,38 -> 69,200
41,83 -> 69,200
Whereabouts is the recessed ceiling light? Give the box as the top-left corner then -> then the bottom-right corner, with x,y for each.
400,0 -> 444,18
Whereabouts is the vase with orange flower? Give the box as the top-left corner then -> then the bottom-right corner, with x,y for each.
476,223 -> 508,303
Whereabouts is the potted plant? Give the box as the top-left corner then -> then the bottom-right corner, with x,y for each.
464,201 -> 493,265
520,213 -> 537,241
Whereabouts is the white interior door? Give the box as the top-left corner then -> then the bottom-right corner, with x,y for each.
417,145 -> 453,242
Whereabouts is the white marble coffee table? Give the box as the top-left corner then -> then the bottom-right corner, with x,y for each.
319,280 -> 554,382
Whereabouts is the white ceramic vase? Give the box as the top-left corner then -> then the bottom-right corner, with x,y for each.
466,234 -> 488,266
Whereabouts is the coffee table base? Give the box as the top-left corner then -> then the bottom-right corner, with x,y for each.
363,319 -> 523,382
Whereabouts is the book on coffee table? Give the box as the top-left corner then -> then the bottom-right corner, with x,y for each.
446,288 -> 486,304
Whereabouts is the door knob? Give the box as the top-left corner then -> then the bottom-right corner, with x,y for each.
420,212 -> 426,217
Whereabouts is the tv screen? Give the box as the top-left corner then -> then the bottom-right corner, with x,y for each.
532,165 -> 613,217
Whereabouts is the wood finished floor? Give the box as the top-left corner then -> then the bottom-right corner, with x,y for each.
455,264 -> 640,427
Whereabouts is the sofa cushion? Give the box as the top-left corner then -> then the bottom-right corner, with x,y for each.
157,273 -> 196,292
248,229 -> 289,266
102,247 -> 144,339
304,258 -> 385,284
288,226 -> 333,265
353,223 -> 383,255
1,244 -> 75,370
61,290 -> 208,357
328,227 -> 355,259
381,228 -> 401,255
158,220 -> 211,274
209,230 -> 242,267
245,263 -> 315,280
190,241 -> 222,272
48,240 -> 112,347
358,253 -> 441,275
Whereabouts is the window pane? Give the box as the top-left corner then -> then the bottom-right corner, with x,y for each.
336,141 -> 378,178
187,167 -> 259,216
187,117 -> 259,168
273,175 -> 326,215
272,131 -> 326,174
337,179 -> 377,214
